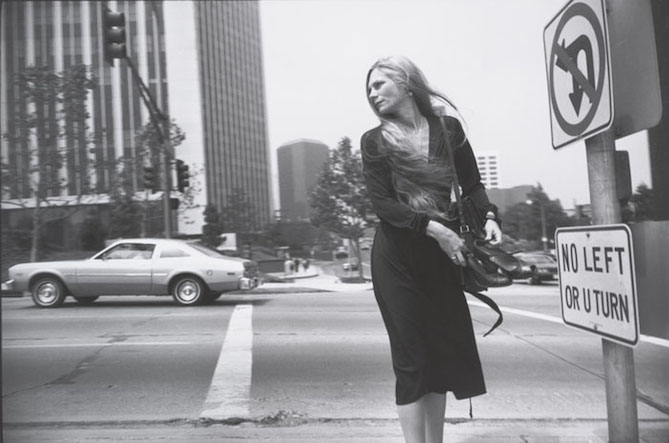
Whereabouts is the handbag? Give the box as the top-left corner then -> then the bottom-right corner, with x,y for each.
438,116 -> 530,336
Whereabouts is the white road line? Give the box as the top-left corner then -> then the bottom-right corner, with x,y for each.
200,304 -> 253,420
468,301 -> 669,349
2,341 -> 191,349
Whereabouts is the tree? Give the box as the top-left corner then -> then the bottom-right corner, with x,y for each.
629,183 -> 654,221
1,65 -> 98,261
201,204 -> 223,248
134,118 -> 186,192
79,207 -> 108,251
221,187 -> 257,234
309,137 -> 375,280
500,184 -> 572,250
107,158 -> 142,239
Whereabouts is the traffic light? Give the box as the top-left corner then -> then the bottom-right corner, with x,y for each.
143,165 -> 155,190
103,7 -> 126,66
176,159 -> 190,192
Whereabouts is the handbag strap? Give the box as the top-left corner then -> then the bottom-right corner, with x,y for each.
437,116 -> 469,232
438,115 -> 503,336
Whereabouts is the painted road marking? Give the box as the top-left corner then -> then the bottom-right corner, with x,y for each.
200,304 -> 253,419
2,341 -> 191,349
468,301 -> 669,349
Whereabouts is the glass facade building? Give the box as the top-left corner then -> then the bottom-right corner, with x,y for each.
193,1 -> 271,231
1,0 -> 271,239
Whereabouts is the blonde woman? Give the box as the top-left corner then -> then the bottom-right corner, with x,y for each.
361,56 -> 502,443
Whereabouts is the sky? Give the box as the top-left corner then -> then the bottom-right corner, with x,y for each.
259,0 -> 652,212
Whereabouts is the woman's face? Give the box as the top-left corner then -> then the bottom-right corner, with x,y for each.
367,68 -> 410,116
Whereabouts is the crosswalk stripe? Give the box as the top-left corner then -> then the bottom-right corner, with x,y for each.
200,304 -> 254,419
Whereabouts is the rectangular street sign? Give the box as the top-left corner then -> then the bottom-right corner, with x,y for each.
555,224 -> 639,346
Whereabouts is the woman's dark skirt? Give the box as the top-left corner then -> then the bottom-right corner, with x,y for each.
371,222 -> 486,405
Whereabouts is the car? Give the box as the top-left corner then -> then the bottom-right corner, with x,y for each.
333,246 -> 349,260
512,252 -> 558,285
4,238 -> 260,308
342,260 -> 359,272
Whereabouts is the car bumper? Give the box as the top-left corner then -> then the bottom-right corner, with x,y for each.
240,277 -> 259,290
536,269 -> 557,280
2,279 -> 15,291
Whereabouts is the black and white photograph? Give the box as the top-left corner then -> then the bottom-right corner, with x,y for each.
1,1 -> 668,442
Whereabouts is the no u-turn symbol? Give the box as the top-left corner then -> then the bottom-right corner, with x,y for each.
544,0 -> 613,149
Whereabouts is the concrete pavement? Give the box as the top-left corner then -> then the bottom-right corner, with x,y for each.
4,417 -> 668,442
3,266 -> 668,442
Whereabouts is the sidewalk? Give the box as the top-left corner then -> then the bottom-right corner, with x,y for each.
4,418 -> 668,442
259,264 -> 373,293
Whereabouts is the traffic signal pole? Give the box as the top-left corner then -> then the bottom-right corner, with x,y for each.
104,5 -> 173,238
124,56 -> 173,238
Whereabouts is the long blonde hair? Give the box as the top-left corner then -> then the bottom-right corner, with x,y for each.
365,56 -> 464,221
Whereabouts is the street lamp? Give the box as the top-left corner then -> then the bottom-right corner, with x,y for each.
527,199 -> 548,252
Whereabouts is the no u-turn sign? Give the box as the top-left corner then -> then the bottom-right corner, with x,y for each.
544,0 -> 613,149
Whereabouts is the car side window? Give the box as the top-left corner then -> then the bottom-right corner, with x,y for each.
103,243 -> 155,260
159,247 -> 190,258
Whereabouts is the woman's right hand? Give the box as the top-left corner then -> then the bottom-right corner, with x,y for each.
426,220 -> 467,266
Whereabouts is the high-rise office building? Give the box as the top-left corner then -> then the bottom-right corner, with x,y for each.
475,151 -> 501,189
277,140 -> 329,222
1,0 -> 270,243
166,1 -> 271,232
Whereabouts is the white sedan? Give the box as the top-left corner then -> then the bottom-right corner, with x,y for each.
5,238 -> 260,308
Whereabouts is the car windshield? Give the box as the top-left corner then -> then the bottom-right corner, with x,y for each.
188,242 -> 228,258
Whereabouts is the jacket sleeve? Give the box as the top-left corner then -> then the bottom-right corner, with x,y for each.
449,117 -> 500,225
361,130 -> 431,234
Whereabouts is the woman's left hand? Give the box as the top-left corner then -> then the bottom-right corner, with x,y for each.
484,219 -> 502,245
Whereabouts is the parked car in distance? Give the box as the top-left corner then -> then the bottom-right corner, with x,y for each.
342,260 -> 359,272
333,246 -> 349,260
512,252 -> 558,285
4,238 -> 260,308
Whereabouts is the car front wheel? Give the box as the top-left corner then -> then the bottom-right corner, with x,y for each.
172,276 -> 206,306
31,277 -> 66,308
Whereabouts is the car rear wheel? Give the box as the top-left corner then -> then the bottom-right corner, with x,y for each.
172,276 -> 206,306
73,296 -> 99,304
31,277 -> 66,308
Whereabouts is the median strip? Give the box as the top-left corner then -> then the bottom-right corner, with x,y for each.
467,301 -> 669,348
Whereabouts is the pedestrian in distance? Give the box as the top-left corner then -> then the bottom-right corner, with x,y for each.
361,55 -> 502,443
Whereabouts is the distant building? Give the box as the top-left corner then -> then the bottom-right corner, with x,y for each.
475,151 -> 501,189
1,0 -> 270,246
487,185 -> 534,214
277,140 -> 329,222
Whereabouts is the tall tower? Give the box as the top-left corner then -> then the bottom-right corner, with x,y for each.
277,140 -> 329,222
475,151 -> 501,189
164,1 -> 271,232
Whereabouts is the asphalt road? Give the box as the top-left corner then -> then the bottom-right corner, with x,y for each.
2,283 -> 668,442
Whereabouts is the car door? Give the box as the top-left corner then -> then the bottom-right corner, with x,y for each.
76,242 -> 155,295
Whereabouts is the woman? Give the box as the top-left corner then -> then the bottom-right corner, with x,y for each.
361,56 -> 502,443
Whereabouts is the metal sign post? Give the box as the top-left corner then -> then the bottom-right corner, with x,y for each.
585,130 -> 638,442
543,0 -> 654,440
